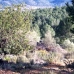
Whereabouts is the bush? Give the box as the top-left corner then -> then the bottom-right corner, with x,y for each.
62,39 -> 74,53
25,30 -> 40,46
37,50 -> 49,60
0,5 -> 32,54
17,55 -> 30,63
48,51 -> 65,65
42,30 -> 56,47
3,54 -> 17,63
29,50 -> 65,66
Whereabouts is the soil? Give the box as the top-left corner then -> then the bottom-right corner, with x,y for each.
0,64 -> 74,74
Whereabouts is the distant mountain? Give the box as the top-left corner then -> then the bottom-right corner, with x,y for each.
0,0 -> 71,8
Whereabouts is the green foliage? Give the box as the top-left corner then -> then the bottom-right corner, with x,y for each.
63,39 -> 74,53
66,0 -> 74,33
32,7 -> 68,38
0,5 -> 32,54
56,18 -> 72,41
66,0 -> 74,22
48,51 -> 63,64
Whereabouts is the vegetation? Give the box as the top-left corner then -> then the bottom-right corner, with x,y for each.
0,2 -> 74,74
66,0 -> 74,22
1,1 -> 74,73
31,7 -> 68,38
0,4 -> 72,54
66,0 -> 74,34
55,18 -> 72,43
0,5 -> 32,54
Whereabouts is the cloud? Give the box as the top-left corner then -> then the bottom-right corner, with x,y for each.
25,0 -> 37,5
4,1 -> 11,5
24,0 -> 55,8
0,0 -> 71,8
36,0 -> 52,6
25,0 -> 71,7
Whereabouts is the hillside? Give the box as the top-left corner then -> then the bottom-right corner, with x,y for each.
0,0 -> 74,74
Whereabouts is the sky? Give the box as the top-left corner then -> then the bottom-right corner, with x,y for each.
25,0 -> 71,6
0,0 -> 71,8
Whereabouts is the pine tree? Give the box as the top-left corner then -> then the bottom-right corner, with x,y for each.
66,0 -> 74,22
66,0 -> 74,33
0,4 -> 32,54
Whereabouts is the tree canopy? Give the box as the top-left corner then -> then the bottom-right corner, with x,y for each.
66,0 -> 74,33
0,5 -> 32,54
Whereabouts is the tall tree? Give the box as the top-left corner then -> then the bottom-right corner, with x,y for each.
66,0 -> 74,33
55,18 -> 72,43
66,0 -> 74,22
0,5 -> 31,54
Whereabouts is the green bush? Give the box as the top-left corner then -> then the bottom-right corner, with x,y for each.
62,39 -> 74,53
48,51 -> 64,65
0,5 -> 32,54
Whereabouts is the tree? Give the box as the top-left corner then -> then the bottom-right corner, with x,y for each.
31,7 -> 68,39
0,5 -> 32,54
66,0 -> 74,33
66,0 -> 74,22
55,18 -> 72,43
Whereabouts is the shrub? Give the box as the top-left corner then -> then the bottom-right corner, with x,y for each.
62,39 -> 74,53
48,51 -> 64,65
3,54 -> 17,63
30,50 -> 65,65
25,30 -> 40,46
17,55 -> 30,63
37,50 -> 49,60
42,30 -> 56,47
0,5 -> 32,54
